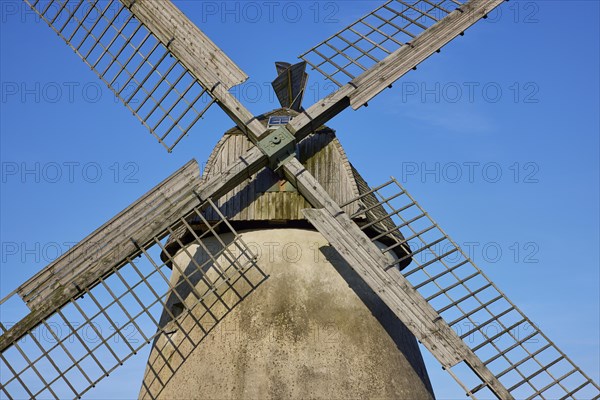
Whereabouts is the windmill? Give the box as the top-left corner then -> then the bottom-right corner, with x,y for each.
0,0 -> 598,399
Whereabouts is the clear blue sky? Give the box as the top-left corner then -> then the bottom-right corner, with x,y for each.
1,1 -> 598,399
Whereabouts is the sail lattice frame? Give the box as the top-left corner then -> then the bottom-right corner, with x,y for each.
24,0 -> 218,152
341,179 -> 600,399
300,0 -> 466,87
0,199 -> 264,399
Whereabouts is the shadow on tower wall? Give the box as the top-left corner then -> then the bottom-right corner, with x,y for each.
139,242 -> 269,400
320,245 -> 435,398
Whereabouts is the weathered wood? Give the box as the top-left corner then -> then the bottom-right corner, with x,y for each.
120,0 -> 246,90
18,160 -> 201,308
281,156 -> 511,398
120,0 -> 267,141
287,85 -> 353,141
201,123 -> 361,222
302,208 -> 514,400
282,158 -> 343,213
1,149 -> 268,353
271,61 -> 308,111
197,146 -> 268,202
349,0 -> 504,109
211,84 -> 268,141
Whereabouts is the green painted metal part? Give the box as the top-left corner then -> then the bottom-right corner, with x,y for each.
257,126 -> 297,170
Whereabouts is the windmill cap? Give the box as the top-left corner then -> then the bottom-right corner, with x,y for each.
162,108 -> 412,269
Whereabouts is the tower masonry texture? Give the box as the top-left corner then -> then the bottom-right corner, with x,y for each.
139,110 -> 434,399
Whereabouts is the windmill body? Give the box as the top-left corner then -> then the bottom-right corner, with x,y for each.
140,231 -> 433,399
1,1 -> 599,399
139,110 -> 434,399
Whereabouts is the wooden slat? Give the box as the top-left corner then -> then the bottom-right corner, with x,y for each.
120,0 -> 246,90
303,207 -> 513,400
282,157 -> 512,399
0,148 -> 268,353
119,0 -> 267,141
17,160 -> 201,308
349,0 -> 504,109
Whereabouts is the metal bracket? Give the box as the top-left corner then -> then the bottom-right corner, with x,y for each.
257,126 -> 297,170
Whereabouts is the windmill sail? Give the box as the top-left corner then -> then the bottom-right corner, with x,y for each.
16,161 -> 202,312
0,150 -> 272,399
0,193 -> 260,399
6,0 -> 598,399
24,0 -> 248,152
303,179 -> 600,399
299,0 -> 468,86
289,0 -> 502,139
0,145 -> 269,347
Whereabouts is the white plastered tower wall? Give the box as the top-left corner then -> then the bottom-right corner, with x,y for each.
139,110 -> 434,399
139,229 -> 434,400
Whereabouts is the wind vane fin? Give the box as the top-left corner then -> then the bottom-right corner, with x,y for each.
271,61 -> 309,112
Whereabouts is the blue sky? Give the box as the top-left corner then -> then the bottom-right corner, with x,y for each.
0,1 -> 598,399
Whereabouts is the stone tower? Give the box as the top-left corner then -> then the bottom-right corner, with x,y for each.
139,109 -> 435,399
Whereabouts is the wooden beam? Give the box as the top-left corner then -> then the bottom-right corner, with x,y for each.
302,207 -> 514,400
198,146 -> 268,201
1,149 -> 268,353
120,0 -> 246,90
211,84 -> 268,142
287,85 -> 353,142
282,157 -> 512,398
349,0 -> 505,109
120,0 -> 267,141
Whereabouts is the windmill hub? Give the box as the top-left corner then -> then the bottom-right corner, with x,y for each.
257,125 -> 296,170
